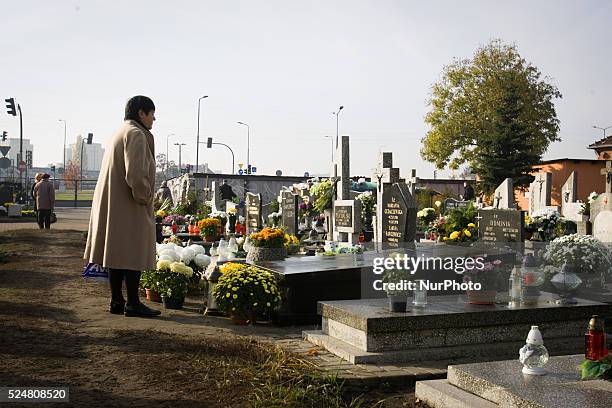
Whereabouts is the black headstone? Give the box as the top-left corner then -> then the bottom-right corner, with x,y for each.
381,183 -> 414,247
478,209 -> 525,243
281,191 -> 298,235
334,205 -> 353,229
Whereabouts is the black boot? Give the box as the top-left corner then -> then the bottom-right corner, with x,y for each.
124,271 -> 160,317
109,300 -> 125,315
124,302 -> 161,317
109,269 -> 126,315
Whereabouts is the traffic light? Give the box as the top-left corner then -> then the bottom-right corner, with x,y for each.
207,137 -> 212,148
25,151 -> 32,168
5,98 -> 16,116
86,133 -> 93,144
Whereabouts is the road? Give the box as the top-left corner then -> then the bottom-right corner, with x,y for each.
0,207 -> 90,232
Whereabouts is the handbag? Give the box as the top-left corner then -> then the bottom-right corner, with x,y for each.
82,263 -> 109,281
50,212 -> 57,224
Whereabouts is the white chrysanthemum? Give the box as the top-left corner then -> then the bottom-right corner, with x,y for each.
159,249 -> 179,262
181,247 -> 196,264
189,244 -> 206,255
158,254 -> 175,262
194,254 -> 211,268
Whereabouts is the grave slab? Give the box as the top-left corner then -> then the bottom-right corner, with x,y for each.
303,296 -> 610,364
445,354 -> 612,408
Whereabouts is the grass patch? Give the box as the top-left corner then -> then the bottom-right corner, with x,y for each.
183,337 -> 364,407
55,191 -> 95,200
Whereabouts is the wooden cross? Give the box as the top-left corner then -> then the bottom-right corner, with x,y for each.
601,161 -> 612,193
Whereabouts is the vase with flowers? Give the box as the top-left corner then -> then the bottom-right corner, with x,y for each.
198,217 -> 221,242
246,227 -> 287,262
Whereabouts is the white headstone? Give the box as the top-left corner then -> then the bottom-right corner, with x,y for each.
528,172 -> 552,216
590,192 -> 612,242
493,178 -> 515,209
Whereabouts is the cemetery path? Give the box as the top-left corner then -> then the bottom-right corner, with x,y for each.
0,229 -> 425,407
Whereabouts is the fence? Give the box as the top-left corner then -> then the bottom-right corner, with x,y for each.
0,176 -> 99,208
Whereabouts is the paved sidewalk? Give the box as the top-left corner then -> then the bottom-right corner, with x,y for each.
0,207 -> 90,232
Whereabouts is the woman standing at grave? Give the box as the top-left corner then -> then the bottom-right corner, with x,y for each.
33,173 -> 55,229
84,96 -> 160,318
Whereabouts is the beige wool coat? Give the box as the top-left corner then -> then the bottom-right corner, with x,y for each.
84,120 -> 156,271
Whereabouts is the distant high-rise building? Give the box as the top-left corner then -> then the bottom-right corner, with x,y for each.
67,135 -> 105,172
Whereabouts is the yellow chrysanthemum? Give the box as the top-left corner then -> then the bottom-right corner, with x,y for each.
449,231 -> 460,240
467,223 -> 476,228
464,229 -> 472,237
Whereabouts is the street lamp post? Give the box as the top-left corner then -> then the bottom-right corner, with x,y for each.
593,124 -> 612,138
166,133 -> 174,178
237,121 -> 250,173
332,105 -> 344,149
174,142 -> 186,174
59,119 -> 66,176
196,95 -> 208,173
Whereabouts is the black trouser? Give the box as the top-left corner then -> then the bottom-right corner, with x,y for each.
109,269 -> 142,306
37,209 -> 51,229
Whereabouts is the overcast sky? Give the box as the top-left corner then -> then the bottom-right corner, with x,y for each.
1,0 -> 610,178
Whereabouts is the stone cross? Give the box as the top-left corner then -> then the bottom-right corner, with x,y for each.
372,152 -> 416,249
601,161 -> 612,193
493,178 -> 515,210
494,192 -> 502,209
528,172 -> 552,215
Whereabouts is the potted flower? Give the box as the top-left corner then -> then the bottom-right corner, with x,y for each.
309,178 -> 336,212
381,260 -> 411,312
246,227 -> 287,262
442,223 -> 477,244
284,233 -> 300,255
463,259 -> 512,304
140,269 -> 162,302
155,259 -> 193,309
542,234 -> 612,289
213,262 -> 281,324
356,191 -> 376,241
198,217 -> 221,242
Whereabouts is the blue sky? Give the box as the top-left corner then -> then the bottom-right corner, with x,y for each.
1,0 -> 610,178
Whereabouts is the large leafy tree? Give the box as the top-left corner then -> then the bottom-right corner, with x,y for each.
421,40 -> 562,195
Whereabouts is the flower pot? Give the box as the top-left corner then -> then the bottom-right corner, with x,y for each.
145,288 -> 162,303
466,290 -> 497,305
387,293 -> 408,312
161,295 -> 184,310
246,246 -> 287,263
230,313 -> 250,325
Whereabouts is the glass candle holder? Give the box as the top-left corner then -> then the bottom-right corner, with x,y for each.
413,280 -> 427,308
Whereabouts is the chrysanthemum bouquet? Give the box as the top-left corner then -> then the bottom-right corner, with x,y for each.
213,263 -> 281,317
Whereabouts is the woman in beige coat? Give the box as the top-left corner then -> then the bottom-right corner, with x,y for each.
84,96 -> 160,317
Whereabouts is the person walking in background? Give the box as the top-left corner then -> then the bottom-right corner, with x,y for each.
33,173 -> 55,229
84,95 -> 160,318
462,181 -> 475,201
31,173 -> 43,214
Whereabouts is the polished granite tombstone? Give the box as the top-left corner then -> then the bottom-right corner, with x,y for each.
416,355 -> 612,408
254,243 -> 518,325
303,295 -> 610,364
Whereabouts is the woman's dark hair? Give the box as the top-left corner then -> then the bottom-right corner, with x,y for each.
124,95 -> 155,123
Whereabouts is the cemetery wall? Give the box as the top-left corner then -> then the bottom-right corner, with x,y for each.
192,173 -> 308,206
416,178 -> 472,198
515,158 -> 606,210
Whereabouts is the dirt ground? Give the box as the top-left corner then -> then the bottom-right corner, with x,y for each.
0,229 -> 423,407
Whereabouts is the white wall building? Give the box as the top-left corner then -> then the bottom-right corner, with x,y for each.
66,135 -> 105,172
1,138 -> 34,168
